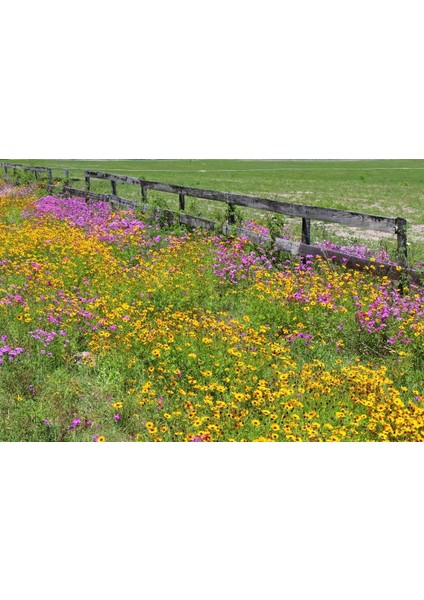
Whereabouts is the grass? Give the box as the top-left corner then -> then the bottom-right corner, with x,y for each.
0,179 -> 423,442
3,158 -> 424,219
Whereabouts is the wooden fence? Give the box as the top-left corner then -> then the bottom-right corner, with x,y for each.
77,169 -> 415,281
0,161 -> 53,185
2,161 -> 421,285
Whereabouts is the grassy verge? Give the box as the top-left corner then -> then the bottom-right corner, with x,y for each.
0,180 -> 423,441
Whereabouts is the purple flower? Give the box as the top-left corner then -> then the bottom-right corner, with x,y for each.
44,419 -> 50,426
113,414 -> 121,421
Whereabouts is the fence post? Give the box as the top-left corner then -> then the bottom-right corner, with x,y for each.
179,193 -> 185,212
140,183 -> 147,201
395,217 -> 408,266
395,217 -> 408,293
111,180 -> 117,196
85,174 -> 90,192
301,218 -> 311,245
64,169 -> 69,191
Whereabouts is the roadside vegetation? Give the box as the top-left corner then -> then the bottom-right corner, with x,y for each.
0,170 -> 423,441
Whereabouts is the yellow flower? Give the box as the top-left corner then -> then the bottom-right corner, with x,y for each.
97,436 -> 106,442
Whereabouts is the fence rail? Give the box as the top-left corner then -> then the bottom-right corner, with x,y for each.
2,161 -> 421,285
0,161 -> 53,184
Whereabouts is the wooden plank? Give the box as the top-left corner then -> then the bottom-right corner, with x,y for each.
0,162 -> 50,174
85,170 -> 140,186
85,170 -> 397,232
62,187 -> 113,203
170,186 -> 398,232
299,244 -> 422,286
179,212 -> 216,230
234,229 -> 422,286
61,189 -> 138,209
109,194 -> 138,209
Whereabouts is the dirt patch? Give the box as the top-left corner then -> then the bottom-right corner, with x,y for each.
311,222 -> 424,247
409,224 -> 424,242
312,222 -> 394,244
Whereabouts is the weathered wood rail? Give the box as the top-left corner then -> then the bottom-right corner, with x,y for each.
0,161 -> 53,185
2,162 -> 420,285
83,169 -> 403,232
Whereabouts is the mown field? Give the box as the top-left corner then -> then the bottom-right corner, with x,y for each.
0,166 -> 423,441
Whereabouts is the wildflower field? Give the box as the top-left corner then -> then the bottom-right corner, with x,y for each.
1,178 -> 423,442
